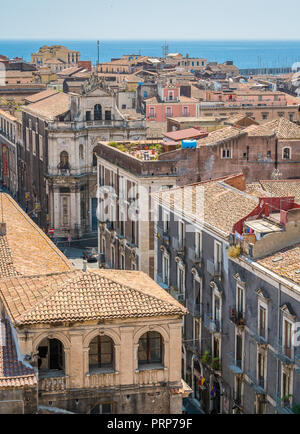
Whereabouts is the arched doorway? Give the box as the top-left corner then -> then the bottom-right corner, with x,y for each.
37,338 -> 65,377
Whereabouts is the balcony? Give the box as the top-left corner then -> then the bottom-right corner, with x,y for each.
187,248 -> 202,264
249,327 -> 268,346
38,371 -> 68,393
247,372 -> 266,395
135,366 -> 167,385
170,287 -> 186,306
229,307 -> 246,327
203,313 -> 221,333
85,371 -> 120,389
187,300 -> 202,317
273,340 -> 294,365
227,352 -> 243,375
156,274 -> 170,291
156,224 -> 170,245
206,259 -> 222,279
275,395 -> 294,414
172,237 -> 185,255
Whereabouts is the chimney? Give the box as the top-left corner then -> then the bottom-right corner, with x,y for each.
265,203 -> 270,217
0,223 -> 6,236
82,260 -> 87,272
280,210 -> 288,226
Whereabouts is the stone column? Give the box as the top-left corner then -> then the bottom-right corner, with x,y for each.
168,322 -> 182,383
120,327 -> 135,385
69,332 -> 84,389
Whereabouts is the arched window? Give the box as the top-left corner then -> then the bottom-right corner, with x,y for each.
37,338 -> 65,375
138,331 -> 163,367
59,151 -> 70,169
79,144 -> 84,160
89,335 -> 114,372
94,104 -> 102,121
283,147 -> 291,159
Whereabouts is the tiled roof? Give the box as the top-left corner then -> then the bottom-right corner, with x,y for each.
253,180 -> 300,203
25,89 -> 59,104
257,244 -> 300,286
163,128 -> 207,141
197,126 -> 246,147
23,92 -> 70,121
152,175 -> 258,235
0,194 -> 73,278
0,270 -> 186,326
245,119 -> 300,139
0,319 -> 37,388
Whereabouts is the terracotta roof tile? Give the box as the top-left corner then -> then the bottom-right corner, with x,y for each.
0,193 -> 74,278
0,270 -> 186,326
0,319 -> 37,388
152,175 -> 258,234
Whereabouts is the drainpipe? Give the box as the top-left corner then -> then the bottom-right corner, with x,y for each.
275,282 -> 281,411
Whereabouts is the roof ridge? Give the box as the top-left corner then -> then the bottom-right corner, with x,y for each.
89,270 -> 186,313
2,193 -> 74,271
15,271 -> 80,324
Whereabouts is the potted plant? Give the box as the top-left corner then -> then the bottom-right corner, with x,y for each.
201,350 -> 212,366
281,394 -> 293,407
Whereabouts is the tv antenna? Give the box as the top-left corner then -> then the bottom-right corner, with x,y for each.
97,40 -> 100,67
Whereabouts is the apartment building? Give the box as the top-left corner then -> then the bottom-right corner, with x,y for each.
0,109 -> 22,196
158,119 -> 300,183
0,192 -> 190,414
153,174 -> 300,414
145,79 -> 199,123
31,45 -> 81,70
96,140 -> 179,278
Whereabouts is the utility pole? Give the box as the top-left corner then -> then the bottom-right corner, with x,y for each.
97,40 -> 100,67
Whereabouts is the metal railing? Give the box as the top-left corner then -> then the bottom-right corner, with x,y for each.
247,371 -> 266,395
229,307 -> 246,327
187,300 -> 202,317
273,340 -> 294,365
204,313 -> 221,333
227,352 -> 243,375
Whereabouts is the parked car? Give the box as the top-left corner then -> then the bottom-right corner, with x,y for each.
83,247 -> 98,263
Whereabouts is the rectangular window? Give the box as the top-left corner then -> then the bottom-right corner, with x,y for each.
162,210 -> 169,233
32,132 -> 36,155
283,320 -> 292,358
214,241 -> 222,274
39,134 -> 43,160
237,286 -> 244,314
259,306 -> 267,339
258,352 -> 265,388
195,231 -> 202,259
177,266 -> 185,296
178,221 -> 185,246
162,255 -> 169,286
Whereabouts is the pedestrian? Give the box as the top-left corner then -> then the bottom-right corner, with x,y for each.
68,235 -> 72,247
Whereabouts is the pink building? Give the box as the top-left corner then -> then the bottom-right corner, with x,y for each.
145,79 -> 199,122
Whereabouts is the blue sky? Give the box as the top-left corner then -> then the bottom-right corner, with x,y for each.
1,0 -> 300,40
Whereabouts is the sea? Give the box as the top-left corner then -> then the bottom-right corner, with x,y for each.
0,40 -> 300,69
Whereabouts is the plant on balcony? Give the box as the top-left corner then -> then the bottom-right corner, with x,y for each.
108,142 -> 118,147
281,394 -> 293,407
201,350 -> 212,365
292,403 -> 300,414
211,357 -> 220,371
227,245 -> 241,258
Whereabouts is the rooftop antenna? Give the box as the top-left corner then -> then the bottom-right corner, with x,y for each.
162,41 -> 169,59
